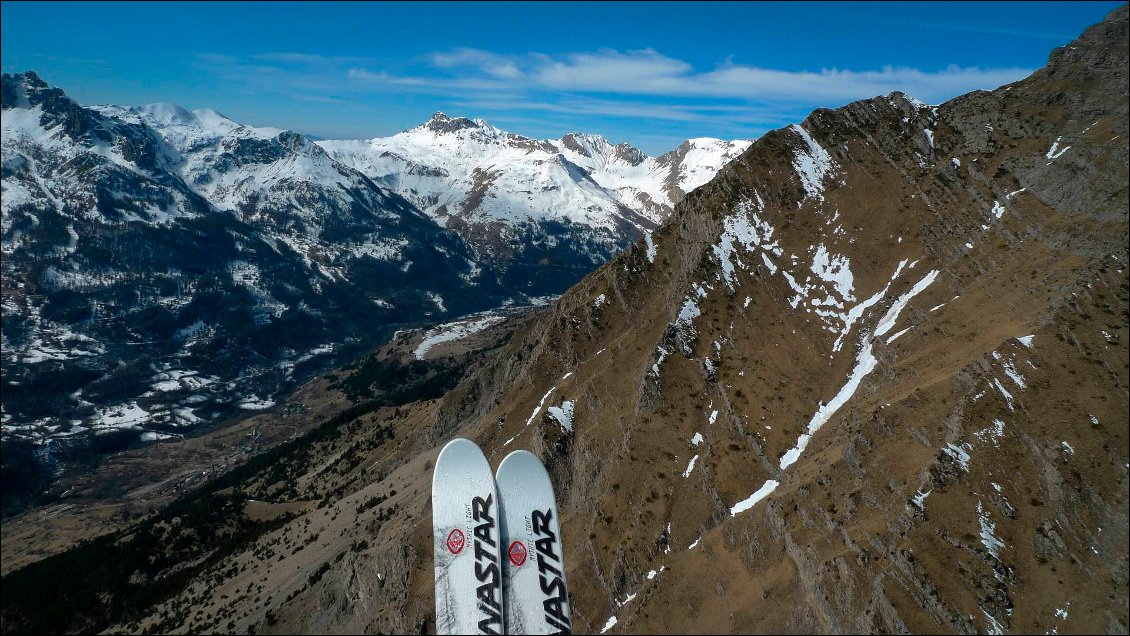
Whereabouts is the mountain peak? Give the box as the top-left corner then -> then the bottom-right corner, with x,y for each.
188,107 -> 242,132
612,141 -> 648,166
2,70 -> 60,110
559,132 -> 607,158
1042,2 -> 1127,79
134,102 -> 196,125
424,111 -> 481,134
6,70 -> 47,90
558,132 -> 649,166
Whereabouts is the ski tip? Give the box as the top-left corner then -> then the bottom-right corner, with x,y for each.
437,437 -> 481,457
432,438 -> 490,490
497,449 -> 549,477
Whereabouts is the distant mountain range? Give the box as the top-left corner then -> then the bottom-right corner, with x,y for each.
321,114 -> 749,261
0,70 -> 748,509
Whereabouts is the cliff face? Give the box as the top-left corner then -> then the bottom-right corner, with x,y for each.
2,6 -> 1125,636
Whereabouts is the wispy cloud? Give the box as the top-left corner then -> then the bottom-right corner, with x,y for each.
251,52 -> 370,65
191,46 -> 1034,148
200,45 -> 1032,107
410,47 -> 1033,105
430,48 -> 525,79
346,68 -> 429,86
536,49 -> 695,92
448,95 -> 802,127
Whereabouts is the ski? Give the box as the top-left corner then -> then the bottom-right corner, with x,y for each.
496,450 -> 573,634
432,438 -> 505,635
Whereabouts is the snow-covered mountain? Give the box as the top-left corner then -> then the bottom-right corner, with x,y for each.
1,72 -> 511,477
319,114 -> 751,264
0,72 -> 749,502
555,131 -> 752,222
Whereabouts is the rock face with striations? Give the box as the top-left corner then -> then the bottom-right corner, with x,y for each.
0,6 -> 1125,636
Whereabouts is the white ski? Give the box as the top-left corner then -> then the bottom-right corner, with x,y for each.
432,438 -> 505,635
496,450 -> 572,634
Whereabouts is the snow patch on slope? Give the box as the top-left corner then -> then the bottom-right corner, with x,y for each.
547,400 -> 575,432
414,314 -> 505,359
789,124 -> 837,203
731,479 -> 780,515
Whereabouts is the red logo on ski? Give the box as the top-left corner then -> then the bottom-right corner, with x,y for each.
447,528 -> 465,554
508,540 -> 528,566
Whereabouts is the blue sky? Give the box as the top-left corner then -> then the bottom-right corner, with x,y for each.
1,1 -> 1122,154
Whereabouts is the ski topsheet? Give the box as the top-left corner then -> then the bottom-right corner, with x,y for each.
432,438 -> 505,635
496,450 -> 573,634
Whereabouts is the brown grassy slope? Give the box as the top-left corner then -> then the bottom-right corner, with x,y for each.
116,6 -> 1127,635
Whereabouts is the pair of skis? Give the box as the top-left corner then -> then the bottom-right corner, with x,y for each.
431,438 -> 572,635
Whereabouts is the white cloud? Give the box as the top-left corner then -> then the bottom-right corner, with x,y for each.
485,62 -> 523,79
683,63 -> 1033,103
251,52 -> 369,65
499,48 -> 1030,104
202,47 -> 1033,110
421,47 -> 1031,105
429,48 -> 525,80
346,68 -> 428,85
450,95 -> 801,126
430,47 -> 505,68
536,48 -> 694,91
187,46 -> 1035,149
